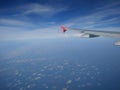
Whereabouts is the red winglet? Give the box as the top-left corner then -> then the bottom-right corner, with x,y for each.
61,26 -> 67,32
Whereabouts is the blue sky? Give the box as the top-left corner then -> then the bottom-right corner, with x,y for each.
0,0 -> 120,40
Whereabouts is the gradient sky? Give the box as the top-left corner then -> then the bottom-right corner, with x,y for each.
0,1 -> 120,89
0,0 -> 120,40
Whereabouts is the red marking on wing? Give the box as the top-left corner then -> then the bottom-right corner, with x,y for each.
61,26 -> 67,32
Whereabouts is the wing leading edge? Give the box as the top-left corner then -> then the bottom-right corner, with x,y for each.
61,26 -> 120,46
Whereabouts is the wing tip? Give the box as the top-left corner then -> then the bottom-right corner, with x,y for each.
61,26 -> 67,32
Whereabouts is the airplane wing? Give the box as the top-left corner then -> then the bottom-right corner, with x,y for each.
61,26 -> 120,46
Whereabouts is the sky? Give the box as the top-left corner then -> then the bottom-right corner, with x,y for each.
0,1 -> 120,89
0,0 -> 120,40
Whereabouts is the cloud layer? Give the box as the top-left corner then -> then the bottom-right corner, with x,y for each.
21,3 -> 67,16
0,2 -> 120,40
65,2 -> 120,30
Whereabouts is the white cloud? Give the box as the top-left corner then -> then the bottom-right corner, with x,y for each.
64,2 -> 120,30
16,3 -> 67,16
0,19 -> 34,27
0,2 -> 67,40
0,26 -> 67,40
0,3 -> 67,17
96,1 -> 120,10
0,2 -> 120,41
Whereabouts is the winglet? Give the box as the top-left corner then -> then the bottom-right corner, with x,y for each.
61,26 -> 67,33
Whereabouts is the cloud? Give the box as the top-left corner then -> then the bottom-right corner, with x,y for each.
0,2 -> 120,41
0,19 -> 34,27
0,26 -> 66,40
0,3 -> 67,17
0,3 -> 68,40
96,1 -> 120,10
15,3 -> 67,16
64,2 -> 120,30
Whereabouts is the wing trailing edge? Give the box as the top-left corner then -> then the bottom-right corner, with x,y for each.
60,26 -> 120,46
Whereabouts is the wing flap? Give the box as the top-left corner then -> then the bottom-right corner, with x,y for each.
68,27 -> 120,38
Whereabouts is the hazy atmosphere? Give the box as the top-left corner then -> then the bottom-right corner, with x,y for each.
0,0 -> 120,90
